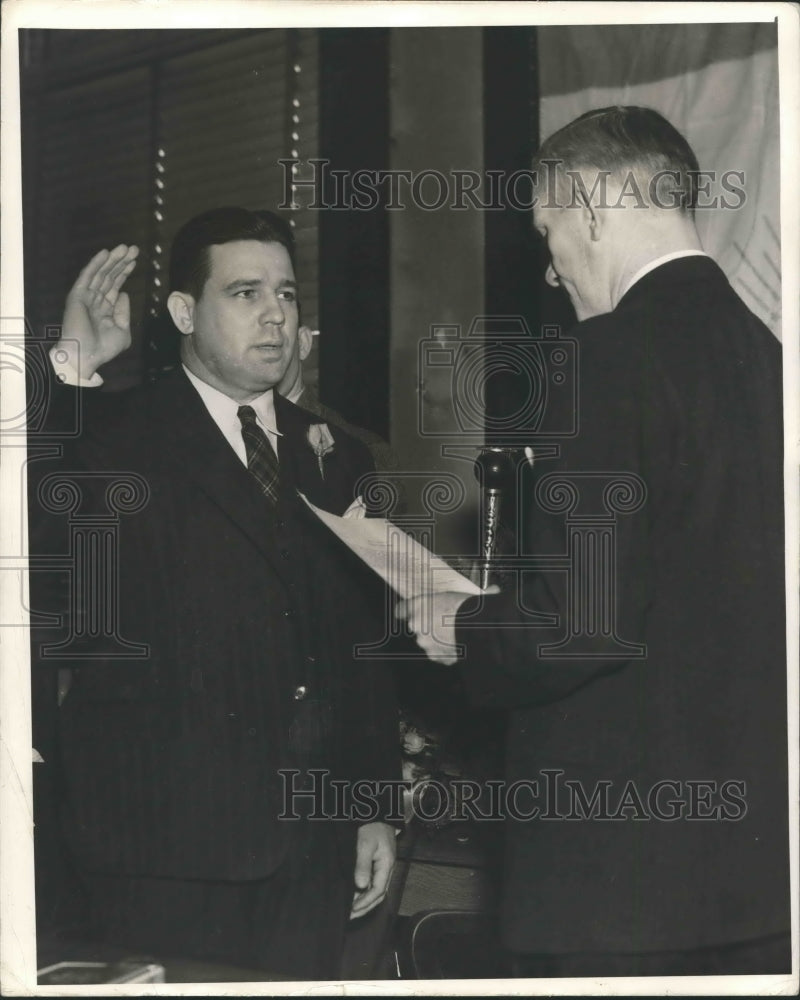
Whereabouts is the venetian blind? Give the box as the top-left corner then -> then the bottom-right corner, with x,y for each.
29,67 -> 153,389
23,29 -> 319,389
148,30 -> 319,373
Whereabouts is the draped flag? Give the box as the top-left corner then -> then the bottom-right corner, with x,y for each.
538,22 -> 781,338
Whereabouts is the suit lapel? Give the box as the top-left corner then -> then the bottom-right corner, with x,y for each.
274,392 -> 361,514
150,371 -> 295,589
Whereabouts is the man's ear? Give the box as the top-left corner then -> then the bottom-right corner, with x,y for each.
298,325 -> 314,362
167,291 -> 196,335
574,189 -> 602,243
587,201 -> 602,242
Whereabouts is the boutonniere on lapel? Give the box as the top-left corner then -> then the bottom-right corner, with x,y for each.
307,422 -> 336,479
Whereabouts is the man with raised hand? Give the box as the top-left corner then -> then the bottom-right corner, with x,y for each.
36,207 -> 398,979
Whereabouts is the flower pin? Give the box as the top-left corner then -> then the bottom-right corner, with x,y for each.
307,422 -> 336,479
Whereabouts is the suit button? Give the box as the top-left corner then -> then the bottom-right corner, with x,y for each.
305,655 -> 316,664
283,609 -> 294,619
293,685 -> 307,701
280,549 -> 290,560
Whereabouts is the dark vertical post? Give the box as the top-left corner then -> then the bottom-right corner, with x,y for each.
483,27 -> 537,323
482,27 -> 540,446
318,29 -> 390,438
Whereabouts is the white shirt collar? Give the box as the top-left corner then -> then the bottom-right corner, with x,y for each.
182,364 -> 281,463
617,250 -> 709,305
285,380 -> 305,405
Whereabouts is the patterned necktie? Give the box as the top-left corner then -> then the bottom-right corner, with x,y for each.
237,405 -> 279,505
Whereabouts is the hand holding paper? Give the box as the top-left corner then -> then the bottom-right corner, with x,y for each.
299,493 -> 498,663
395,589 -> 496,665
300,493 -> 485,600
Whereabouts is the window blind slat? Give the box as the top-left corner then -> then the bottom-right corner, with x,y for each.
25,30 -> 320,379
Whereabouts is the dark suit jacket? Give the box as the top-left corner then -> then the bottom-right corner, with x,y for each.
458,257 -> 790,955
31,368 -> 398,882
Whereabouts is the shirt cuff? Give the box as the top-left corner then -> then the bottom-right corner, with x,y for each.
49,346 -> 104,387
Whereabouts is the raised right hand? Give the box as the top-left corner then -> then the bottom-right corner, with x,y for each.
58,244 -> 139,379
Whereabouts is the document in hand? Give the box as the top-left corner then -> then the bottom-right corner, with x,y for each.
299,494 -> 485,600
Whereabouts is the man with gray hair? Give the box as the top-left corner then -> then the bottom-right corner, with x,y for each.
399,107 -> 790,976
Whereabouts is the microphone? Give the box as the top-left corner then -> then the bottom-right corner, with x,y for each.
473,447 -> 520,590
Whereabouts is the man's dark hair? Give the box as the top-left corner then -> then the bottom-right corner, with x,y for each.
534,106 -> 701,213
169,206 -> 297,299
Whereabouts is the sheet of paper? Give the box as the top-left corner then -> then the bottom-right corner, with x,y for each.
300,494 -> 484,600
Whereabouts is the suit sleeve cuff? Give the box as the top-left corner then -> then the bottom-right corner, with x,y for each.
456,593 -> 516,709
49,346 -> 103,387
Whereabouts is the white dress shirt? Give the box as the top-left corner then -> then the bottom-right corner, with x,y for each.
182,365 -> 282,462
49,348 -> 282,462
